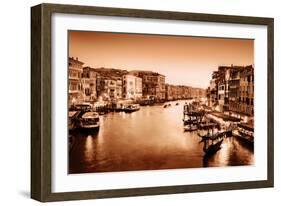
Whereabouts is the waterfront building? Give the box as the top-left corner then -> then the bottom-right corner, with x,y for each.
216,66 -> 228,112
68,57 -> 84,106
217,82 -> 225,112
191,87 -> 206,99
208,65 -> 254,119
165,84 -> 179,100
96,76 -> 123,101
81,67 -> 97,103
228,66 -> 243,116
180,86 -> 194,99
116,77 -> 123,100
224,68 -> 231,111
130,70 -> 166,101
206,87 -> 211,106
239,65 -> 254,116
122,74 -> 142,100
165,84 -> 204,100
93,67 -> 127,101
178,86 -> 186,99
209,71 -> 218,108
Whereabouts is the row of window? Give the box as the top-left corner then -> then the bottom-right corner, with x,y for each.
241,75 -> 254,82
229,102 -> 254,109
239,97 -> 254,105
69,70 -> 81,78
69,84 -> 82,91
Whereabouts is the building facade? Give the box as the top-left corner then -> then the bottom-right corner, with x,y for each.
68,57 -> 84,106
228,67 -> 243,115
191,87 -> 206,99
81,67 -> 97,103
207,65 -> 254,118
96,76 -> 123,101
209,72 -> 218,108
122,74 -> 142,100
130,70 -> 166,101
165,84 -> 204,100
239,65 -> 254,116
93,68 -> 126,101
165,84 -> 179,100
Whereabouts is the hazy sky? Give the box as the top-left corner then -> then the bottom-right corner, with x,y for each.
68,31 -> 254,88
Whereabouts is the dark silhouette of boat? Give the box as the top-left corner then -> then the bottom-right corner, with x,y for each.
197,122 -> 219,130
203,138 -> 223,156
233,123 -> 254,147
68,111 -> 81,132
184,124 -> 197,132
199,128 -> 225,156
79,112 -> 100,132
163,103 -> 171,108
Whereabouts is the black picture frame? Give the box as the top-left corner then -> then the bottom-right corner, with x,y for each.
31,3 -> 274,202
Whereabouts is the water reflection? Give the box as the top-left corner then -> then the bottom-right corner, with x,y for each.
84,135 -> 94,162
69,100 -> 253,174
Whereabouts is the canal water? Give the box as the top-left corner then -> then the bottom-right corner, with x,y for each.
69,100 -> 254,174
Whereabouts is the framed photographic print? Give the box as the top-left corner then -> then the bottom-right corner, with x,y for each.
31,3 -> 274,202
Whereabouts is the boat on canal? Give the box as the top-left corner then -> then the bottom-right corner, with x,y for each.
198,122 -> 219,130
123,104 -> 140,113
73,102 -> 93,112
233,122 -> 254,146
139,98 -> 155,106
199,129 -> 231,140
184,124 -> 197,132
68,111 -> 80,131
182,103 -> 205,132
79,112 -> 100,131
163,103 -> 171,108
183,119 -> 198,131
203,137 -> 224,156
201,129 -> 226,156
198,122 -> 226,156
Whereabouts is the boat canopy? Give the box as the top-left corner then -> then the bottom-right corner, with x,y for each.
75,103 -> 93,110
82,112 -> 99,119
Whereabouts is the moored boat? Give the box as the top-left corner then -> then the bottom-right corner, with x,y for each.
198,122 -> 219,130
79,112 -> 100,131
68,111 -> 80,131
184,124 -> 197,132
139,98 -> 155,106
202,130 -> 225,156
73,102 -> 93,112
203,138 -> 223,156
233,123 -> 254,146
163,103 -> 171,108
123,104 -> 140,113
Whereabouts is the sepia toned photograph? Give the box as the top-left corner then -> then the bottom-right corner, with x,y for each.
67,31 -> 254,174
